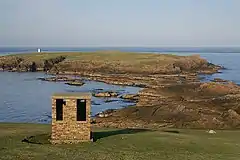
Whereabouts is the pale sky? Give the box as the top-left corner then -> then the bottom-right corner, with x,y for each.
0,0 -> 239,47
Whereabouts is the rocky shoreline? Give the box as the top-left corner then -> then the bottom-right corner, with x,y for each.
38,70 -> 240,129
1,52 -> 240,129
37,76 -> 85,86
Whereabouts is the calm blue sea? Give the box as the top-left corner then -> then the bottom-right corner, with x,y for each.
0,47 -> 240,123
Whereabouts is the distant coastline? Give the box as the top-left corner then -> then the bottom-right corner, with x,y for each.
1,46 -> 240,55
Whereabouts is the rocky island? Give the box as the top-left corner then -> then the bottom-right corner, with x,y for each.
1,51 -> 239,129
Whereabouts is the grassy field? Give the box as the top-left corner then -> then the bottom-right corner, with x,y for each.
0,51 -> 210,74
8,51 -> 183,62
7,51 -> 189,69
0,123 -> 240,160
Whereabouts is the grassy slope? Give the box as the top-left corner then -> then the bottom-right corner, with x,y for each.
12,51 -> 182,69
8,51 -> 182,62
0,123 -> 240,160
2,51 -> 208,74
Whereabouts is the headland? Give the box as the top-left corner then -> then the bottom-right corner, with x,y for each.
1,51 -> 240,129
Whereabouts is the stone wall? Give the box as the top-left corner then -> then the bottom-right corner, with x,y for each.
51,94 -> 91,144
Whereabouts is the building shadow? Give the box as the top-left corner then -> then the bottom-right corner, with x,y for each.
22,134 -> 51,144
21,129 -> 153,144
92,128 -> 151,142
162,130 -> 180,134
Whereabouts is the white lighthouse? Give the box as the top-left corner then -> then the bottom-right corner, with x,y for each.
37,48 -> 41,53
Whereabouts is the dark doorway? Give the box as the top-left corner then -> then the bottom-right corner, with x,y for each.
56,99 -> 64,121
77,99 -> 86,121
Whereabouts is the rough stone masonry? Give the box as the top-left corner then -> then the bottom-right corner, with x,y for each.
51,92 -> 92,144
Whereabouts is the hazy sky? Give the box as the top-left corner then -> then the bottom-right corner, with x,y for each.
0,0 -> 239,47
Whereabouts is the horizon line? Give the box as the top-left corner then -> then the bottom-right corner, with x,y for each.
1,45 -> 240,48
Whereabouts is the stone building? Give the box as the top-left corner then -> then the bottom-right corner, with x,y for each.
51,92 -> 92,144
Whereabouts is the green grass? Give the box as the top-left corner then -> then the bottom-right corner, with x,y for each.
0,51 -> 208,74
0,123 -> 240,160
4,51 -> 185,65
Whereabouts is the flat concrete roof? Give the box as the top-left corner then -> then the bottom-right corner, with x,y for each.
52,92 -> 91,99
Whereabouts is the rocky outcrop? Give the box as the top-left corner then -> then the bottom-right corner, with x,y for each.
94,81 -> 240,129
0,55 -> 65,72
95,109 -> 117,118
199,82 -> 240,95
120,94 -> 139,102
227,109 -> 240,120
65,81 -> 84,86
104,99 -> 119,103
211,78 -> 229,83
92,91 -> 118,97
38,75 -> 85,86
38,76 -> 81,82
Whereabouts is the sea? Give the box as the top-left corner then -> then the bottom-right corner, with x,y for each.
0,47 -> 240,124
